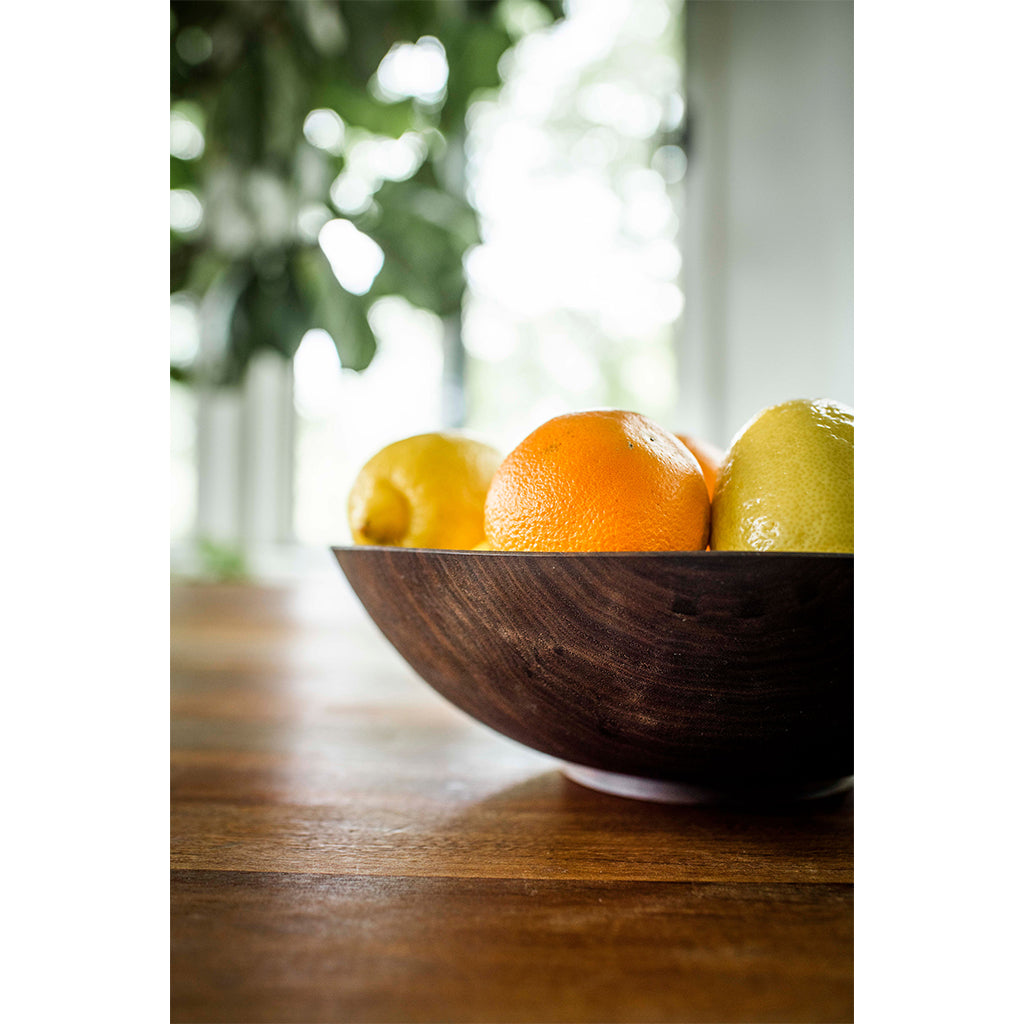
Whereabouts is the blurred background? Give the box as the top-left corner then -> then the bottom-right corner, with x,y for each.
169,0 -> 853,579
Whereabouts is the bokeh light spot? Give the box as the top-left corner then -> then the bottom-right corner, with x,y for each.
170,189 -> 203,233
303,108 -> 346,154
318,219 -> 384,295
175,25 -> 213,65
170,293 -> 201,365
374,37 -> 449,103
170,111 -> 204,160
294,329 -> 343,420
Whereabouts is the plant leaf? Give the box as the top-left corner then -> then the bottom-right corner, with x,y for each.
294,247 -> 377,371
362,177 -> 479,316
224,255 -> 310,384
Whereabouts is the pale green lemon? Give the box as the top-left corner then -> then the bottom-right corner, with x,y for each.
710,399 -> 853,553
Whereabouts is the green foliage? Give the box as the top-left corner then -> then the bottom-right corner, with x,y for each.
171,0 -> 564,387
196,537 -> 250,582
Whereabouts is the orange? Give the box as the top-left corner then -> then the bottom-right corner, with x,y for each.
675,433 -> 724,501
484,409 -> 710,552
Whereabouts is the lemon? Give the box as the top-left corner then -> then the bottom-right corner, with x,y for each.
710,398 -> 853,553
348,432 -> 503,549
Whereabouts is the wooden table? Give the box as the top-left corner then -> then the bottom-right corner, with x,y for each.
171,569 -> 853,1023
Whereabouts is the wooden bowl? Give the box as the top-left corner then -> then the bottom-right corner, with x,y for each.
332,547 -> 853,803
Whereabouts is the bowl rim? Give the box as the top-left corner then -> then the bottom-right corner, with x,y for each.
331,545 -> 853,560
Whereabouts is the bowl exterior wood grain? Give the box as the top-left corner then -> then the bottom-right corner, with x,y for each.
332,548 -> 852,788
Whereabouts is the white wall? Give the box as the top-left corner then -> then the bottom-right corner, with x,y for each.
677,0 -> 853,448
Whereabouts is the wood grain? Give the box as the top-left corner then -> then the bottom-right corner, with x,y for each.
333,548 -> 853,787
172,872 -> 852,1024
170,577 -> 853,1023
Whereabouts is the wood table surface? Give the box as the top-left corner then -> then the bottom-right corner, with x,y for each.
171,568 -> 853,1024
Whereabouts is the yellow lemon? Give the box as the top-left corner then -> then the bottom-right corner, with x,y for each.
348,432 -> 503,549
710,398 -> 853,553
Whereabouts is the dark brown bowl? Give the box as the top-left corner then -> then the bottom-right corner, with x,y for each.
332,547 -> 852,803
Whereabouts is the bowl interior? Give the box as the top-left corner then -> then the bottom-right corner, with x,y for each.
332,547 -> 852,791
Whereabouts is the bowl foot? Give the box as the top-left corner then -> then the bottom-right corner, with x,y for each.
562,763 -> 853,805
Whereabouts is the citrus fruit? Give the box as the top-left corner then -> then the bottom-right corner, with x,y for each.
675,433 -> 724,501
348,432 -> 503,549
484,409 -> 710,552
710,398 -> 853,553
